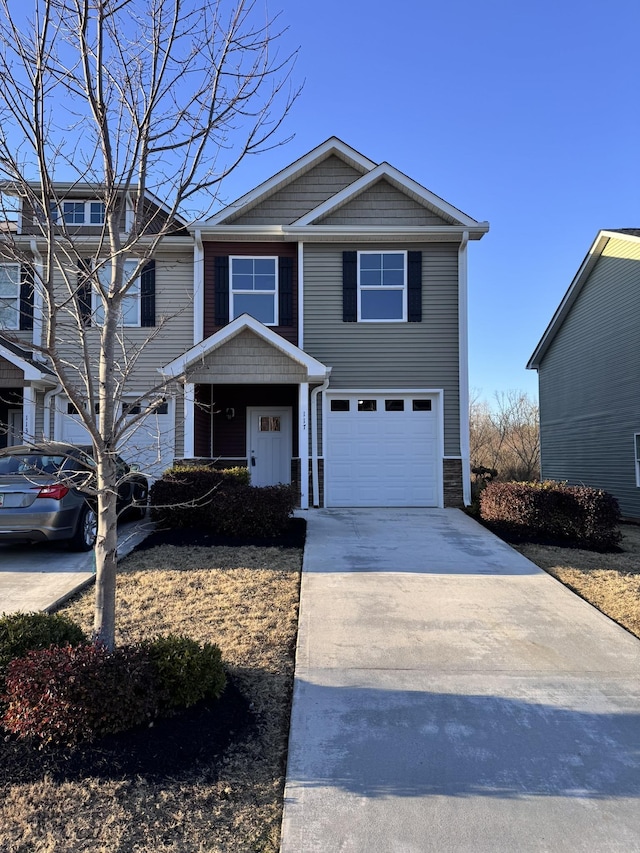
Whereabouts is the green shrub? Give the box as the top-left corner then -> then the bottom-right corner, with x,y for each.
479,480 -> 621,549
2,643 -> 158,745
144,634 -> 226,711
166,463 -> 250,484
211,483 -> 296,537
150,466 -> 296,537
149,466 -> 248,527
0,611 -> 87,683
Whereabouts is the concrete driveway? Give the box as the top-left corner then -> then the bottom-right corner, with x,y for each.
281,508 -> 640,853
0,518 -> 152,614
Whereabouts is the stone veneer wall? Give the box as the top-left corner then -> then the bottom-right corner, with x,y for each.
443,458 -> 464,507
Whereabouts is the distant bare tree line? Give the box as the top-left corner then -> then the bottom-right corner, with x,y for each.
470,390 -> 540,485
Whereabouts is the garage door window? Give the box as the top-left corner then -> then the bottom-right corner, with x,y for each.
385,400 -> 404,411
357,399 -> 377,411
413,400 -> 432,411
331,400 -> 350,412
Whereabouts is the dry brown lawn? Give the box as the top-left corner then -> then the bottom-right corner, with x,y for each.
0,543 -> 302,853
515,524 -> 640,639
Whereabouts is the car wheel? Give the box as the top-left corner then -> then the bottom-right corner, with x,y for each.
69,504 -> 97,552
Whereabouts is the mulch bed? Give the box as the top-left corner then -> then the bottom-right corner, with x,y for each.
0,675 -> 253,785
136,516 -> 307,551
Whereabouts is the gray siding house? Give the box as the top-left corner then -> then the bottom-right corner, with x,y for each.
528,229 -> 640,518
0,138 -> 489,508
163,138 -> 489,508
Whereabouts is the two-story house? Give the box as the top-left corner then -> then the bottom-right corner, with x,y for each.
1,138 -> 488,508
0,184 -> 193,477
162,137 -> 489,508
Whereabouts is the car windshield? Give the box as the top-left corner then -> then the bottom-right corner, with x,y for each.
0,454 -> 67,476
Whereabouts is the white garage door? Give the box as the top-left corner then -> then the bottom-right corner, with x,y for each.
56,397 -> 175,480
325,393 -> 440,507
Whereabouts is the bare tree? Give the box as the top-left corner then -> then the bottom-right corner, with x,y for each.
470,390 -> 540,485
0,0 -> 298,648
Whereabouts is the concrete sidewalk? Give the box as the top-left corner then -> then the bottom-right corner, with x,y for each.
0,519 -> 152,614
280,509 -> 640,853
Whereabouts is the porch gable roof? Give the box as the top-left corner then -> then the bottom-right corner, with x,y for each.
160,314 -> 330,383
0,335 -> 56,383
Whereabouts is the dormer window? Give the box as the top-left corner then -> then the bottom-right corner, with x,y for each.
59,201 -> 106,225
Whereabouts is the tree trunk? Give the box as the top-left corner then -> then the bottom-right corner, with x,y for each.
93,458 -> 119,649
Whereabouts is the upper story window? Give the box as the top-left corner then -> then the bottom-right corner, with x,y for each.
358,252 -> 407,322
93,259 -> 141,326
230,256 -> 278,325
0,263 -> 20,329
59,200 -> 106,226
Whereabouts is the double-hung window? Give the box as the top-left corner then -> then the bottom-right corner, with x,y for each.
0,263 -> 20,330
358,251 -> 407,321
230,257 -> 278,325
94,260 -> 140,326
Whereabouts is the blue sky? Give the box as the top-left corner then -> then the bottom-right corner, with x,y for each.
216,0 -> 640,401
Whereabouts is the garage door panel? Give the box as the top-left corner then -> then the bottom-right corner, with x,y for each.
326,394 -> 440,507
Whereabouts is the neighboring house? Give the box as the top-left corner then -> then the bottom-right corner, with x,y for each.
0,138 -> 489,507
163,137 -> 489,508
528,229 -> 640,518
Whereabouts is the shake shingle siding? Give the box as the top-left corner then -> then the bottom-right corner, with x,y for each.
303,242 -> 461,455
538,237 -> 640,517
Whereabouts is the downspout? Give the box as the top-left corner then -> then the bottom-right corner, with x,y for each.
310,370 -> 331,508
193,229 -> 204,345
43,384 -> 63,440
29,238 -> 45,358
297,240 -> 304,349
458,230 -> 471,506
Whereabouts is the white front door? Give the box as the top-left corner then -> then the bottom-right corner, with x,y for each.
247,407 -> 292,486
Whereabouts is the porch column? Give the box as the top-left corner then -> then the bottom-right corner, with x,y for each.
298,382 -> 309,509
22,386 -> 36,443
183,382 -> 195,458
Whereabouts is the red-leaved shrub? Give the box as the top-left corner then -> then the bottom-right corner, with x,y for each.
2,643 -> 158,744
479,481 -> 621,549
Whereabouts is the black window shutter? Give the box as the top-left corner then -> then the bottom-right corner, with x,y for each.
214,256 -> 229,326
19,265 -> 34,331
140,260 -> 156,327
77,259 -> 92,327
278,256 -> 293,326
342,251 -> 357,322
407,251 -> 422,323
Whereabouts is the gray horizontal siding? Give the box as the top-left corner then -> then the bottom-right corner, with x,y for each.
226,156 -> 364,225
303,243 -> 461,454
46,250 -> 194,393
318,179 -> 449,226
538,236 -> 640,517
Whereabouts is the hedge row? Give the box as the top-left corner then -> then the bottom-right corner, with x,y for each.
149,466 -> 296,537
0,614 -> 226,745
478,480 -> 621,549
